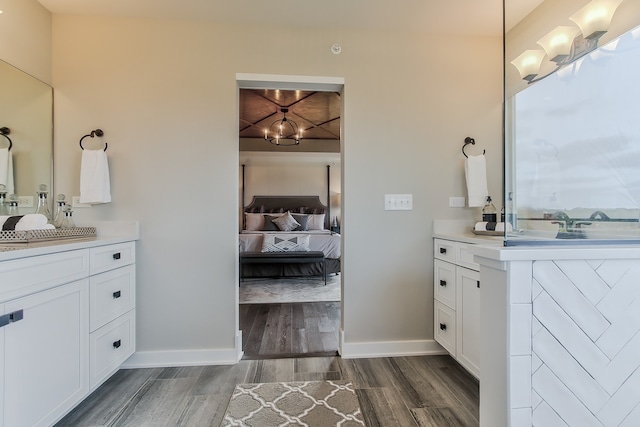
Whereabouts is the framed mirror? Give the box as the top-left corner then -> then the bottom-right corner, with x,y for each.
0,59 -> 53,211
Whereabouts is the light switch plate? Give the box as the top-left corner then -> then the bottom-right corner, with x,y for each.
385,194 -> 413,210
449,196 -> 466,207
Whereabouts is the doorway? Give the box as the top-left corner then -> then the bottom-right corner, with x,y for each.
236,73 -> 345,359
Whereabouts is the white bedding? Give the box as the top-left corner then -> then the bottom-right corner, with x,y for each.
239,231 -> 341,259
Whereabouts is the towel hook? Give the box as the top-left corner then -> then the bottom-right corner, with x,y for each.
462,136 -> 485,158
79,129 -> 107,151
0,127 -> 12,151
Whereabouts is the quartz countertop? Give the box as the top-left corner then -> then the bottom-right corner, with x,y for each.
432,219 -> 504,245
0,221 -> 139,262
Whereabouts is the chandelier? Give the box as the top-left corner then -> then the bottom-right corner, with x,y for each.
264,108 -> 302,146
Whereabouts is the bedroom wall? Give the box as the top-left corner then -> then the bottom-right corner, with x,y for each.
50,14 -> 502,362
240,152 -> 341,227
0,0 -> 52,84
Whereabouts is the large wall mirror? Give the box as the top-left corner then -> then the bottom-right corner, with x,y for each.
0,59 -> 53,210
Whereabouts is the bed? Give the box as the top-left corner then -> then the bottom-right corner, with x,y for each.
239,195 -> 341,279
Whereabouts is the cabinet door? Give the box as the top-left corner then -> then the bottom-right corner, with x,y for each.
456,267 -> 480,379
3,280 -> 89,427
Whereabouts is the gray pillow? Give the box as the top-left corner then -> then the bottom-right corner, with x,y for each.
262,215 -> 281,231
291,214 -> 309,231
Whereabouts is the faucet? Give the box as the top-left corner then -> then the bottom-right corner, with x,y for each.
550,211 -> 573,229
589,211 -> 610,221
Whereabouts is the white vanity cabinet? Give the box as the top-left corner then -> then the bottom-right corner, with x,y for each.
434,238 -> 481,379
0,238 -> 137,427
88,242 -> 136,390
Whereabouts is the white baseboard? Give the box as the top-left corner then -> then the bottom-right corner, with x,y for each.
339,336 -> 448,359
121,347 -> 241,369
123,330 -> 446,368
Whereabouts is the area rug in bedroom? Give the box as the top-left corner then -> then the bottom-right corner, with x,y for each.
220,381 -> 365,427
239,275 -> 340,304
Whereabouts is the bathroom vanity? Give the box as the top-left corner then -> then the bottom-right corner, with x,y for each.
432,220 -> 502,379
0,222 -> 138,427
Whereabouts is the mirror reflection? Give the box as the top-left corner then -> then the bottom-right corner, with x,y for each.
0,59 -> 53,212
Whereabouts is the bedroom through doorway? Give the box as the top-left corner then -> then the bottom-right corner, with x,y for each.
237,74 -> 344,359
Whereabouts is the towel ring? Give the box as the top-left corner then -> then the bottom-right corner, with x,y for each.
79,129 -> 107,151
462,136 -> 485,158
0,127 -> 12,151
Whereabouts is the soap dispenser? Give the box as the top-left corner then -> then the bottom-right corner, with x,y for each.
34,184 -> 52,222
482,196 -> 497,222
60,205 -> 76,228
53,194 -> 67,228
7,194 -> 19,215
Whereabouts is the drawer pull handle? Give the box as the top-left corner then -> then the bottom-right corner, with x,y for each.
439,323 -> 447,331
113,290 -> 122,299
440,280 -> 447,287
440,248 -> 447,254
477,281 -> 480,288
0,309 -> 24,328
113,252 -> 121,260
113,340 -> 122,349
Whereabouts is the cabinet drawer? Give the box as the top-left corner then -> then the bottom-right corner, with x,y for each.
457,244 -> 479,271
90,242 -> 135,275
434,259 -> 456,309
0,249 -> 89,303
90,309 -> 135,390
435,301 -> 456,355
90,265 -> 136,332
434,239 -> 457,263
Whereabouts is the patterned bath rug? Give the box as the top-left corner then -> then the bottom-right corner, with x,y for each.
220,380 -> 365,426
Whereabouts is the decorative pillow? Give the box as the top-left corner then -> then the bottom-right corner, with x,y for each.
244,213 -> 265,231
261,234 -> 310,252
307,214 -> 326,230
262,214 -> 282,231
271,211 -> 300,232
291,214 -> 309,231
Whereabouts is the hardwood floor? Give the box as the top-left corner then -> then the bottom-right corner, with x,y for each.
56,355 -> 479,426
240,302 -> 341,359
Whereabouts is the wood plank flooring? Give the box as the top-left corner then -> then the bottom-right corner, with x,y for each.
240,302 -> 341,359
56,355 -> 479,426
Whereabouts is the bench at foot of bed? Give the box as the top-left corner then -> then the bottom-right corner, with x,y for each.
239,251 -> 326,285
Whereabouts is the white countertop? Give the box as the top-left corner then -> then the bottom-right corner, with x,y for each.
470,241 -> 640,262
0,221 -> 139,261
432,219 -> 504,245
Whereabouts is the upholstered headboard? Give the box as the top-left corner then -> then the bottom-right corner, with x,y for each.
244,195 -> 330,229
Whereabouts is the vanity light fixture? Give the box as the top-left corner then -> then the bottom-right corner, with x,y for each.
570,0 -> 624,40
511,0 -> 623,84
264,108 -> 302,146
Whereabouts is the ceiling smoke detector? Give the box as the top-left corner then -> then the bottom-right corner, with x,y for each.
331,44 -> 342,55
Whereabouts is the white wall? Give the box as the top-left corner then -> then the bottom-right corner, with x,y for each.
50,15 -> 502,362
0,0 -> 51,84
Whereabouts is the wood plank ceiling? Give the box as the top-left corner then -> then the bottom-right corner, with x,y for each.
239,89 -> 341,141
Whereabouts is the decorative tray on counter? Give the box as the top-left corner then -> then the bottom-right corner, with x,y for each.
471,229 -> 504,236
0,227 -> 97,243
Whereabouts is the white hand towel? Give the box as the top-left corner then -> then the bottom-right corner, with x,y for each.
465,154 -> 488,207
474,221 -> 513,232
0,147 -> 15,195
80,149 -> 111,204
15,213 -> 49,230
0,214 -> 49,231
